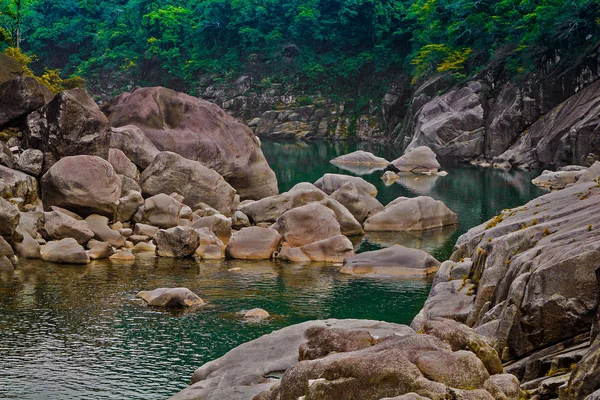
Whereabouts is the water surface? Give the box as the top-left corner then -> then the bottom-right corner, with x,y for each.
0,141 -> 545,399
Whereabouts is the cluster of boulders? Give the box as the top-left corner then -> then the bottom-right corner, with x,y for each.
413,161 -> 600,399
170,317 -> 523,400
531,163 -> 600,191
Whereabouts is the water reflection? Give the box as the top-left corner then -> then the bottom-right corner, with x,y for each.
356,225 -> 457,255
394,173 -> 440,195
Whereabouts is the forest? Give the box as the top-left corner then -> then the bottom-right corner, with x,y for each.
1,0 -> 599,96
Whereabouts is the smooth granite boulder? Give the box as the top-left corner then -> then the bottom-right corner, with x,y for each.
391,146 -> 441,174
226,227 -> 281,260
314,173 -> 377,196
137,287 -> 204,307
364,196 -> 457,232
275,235 -> 354,263
340,245 -> 440,277
40,238 -> 89,264
271,203 -> 341,247
330,181 -> 383,224
40,156 -> 121,219
102,86 -> 278,200
331,150 -> 389,166
140,151 -> 236,216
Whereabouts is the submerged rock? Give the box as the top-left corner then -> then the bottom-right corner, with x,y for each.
102,86 -> 278,200
364,196 -> 457,232
137,287 -> 204,307
340,245 -> 440,277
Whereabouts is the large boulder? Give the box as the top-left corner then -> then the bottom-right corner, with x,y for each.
137,287 -> 204,307
403,81 -> 486,159
40,238 -> 89,264
25,88 -> 111,164
38,210 -> 94,244
0,197 -> 20,238
275,235 -> 354,263
330,150 -> 389,166
225,226 -> 281,260
194,227 -> 226,259
40,156 -> 121,219
109,125 -> 160,170
140,151 -> 236,215
170,319 -> 415,400
340,245 -> 440,277
0,165 -> 39,205
364,196 -> 457,231
101,86 -> 278,200
154,226 -> 200,258
330,181 -> 383,224
271,203 -> 341,247
314,173 -> 377,196
390,146 -> 441,174
0,76 -> 53,127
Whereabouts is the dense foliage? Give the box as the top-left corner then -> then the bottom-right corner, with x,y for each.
1,0 -> 599,95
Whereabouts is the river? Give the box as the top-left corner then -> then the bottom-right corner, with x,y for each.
0,141 -> 544,399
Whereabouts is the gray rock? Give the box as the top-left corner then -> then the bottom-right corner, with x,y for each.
154,226 -> 201,258
0,197 -> 19,238
0,165 -> 39,205
137,287 -> 204,307
102,86 -> 278,200
39,210 -> 94,244
134,193 -> 188,229
330,181 -> 383,224
579,161 -> 600,183
0,76 -> 53,127
85,214 -> 125,247
40,155 -> 121,219
109,125 -> 160,170
119,174 -> 141,194
314,173 -> 377,196
391,146 -> 441,174
24,88 -> 111,162
133,223 -> 159,238
88,241 -> 114,260
40,238 -> 89,264
364,196 -> 457,231
274,234 -> 354,263
14,230 -> 40,259
194,227 -> 225,259
15,149 -> 44,177
108,148 -> 138,179
191,214 -> 232,245
140,151 -> 237,216
231,210 -> 251,229
0,141 -> 14,168
331,150 -> 389,166
340,245 -> 440,277
169,319 -> 414,400
272,203 -> 341,247
532,170 -> 582,190
225,226 -> 281,260
116,191 -> 144,222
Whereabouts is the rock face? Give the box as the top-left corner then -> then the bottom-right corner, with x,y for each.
364,196 -> 457,231
494,78 -> 600,169
390,146 -> 441,174
140,151 -> 236,215
169,319 -> 415,400
0,76 -> 53,127
531,169 -> 583,190
101,86 -> 278,200
40,156 -> 121,219
402,82 -> 486,159
25,88 -> 111,164
225,226 -> 281,260
154,226 -> 200,258
40,238 -> 89,264
314,173 -> 377,196
137,287 -> 204,307
414,172 -> 600,396
340,245 -> 440,277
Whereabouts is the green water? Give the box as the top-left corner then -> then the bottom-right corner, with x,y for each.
0,141 -> 545,399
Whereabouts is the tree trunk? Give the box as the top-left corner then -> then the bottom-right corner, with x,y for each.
15,0 -> 21,48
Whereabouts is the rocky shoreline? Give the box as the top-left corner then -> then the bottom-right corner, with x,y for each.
2,51 -> 600,400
